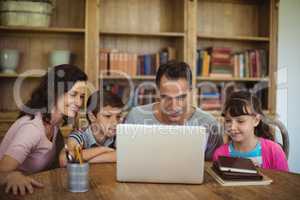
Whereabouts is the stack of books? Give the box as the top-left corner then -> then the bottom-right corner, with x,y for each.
199,92 -> 222,110
207,156 -> 272,186
208,47 -> 233,78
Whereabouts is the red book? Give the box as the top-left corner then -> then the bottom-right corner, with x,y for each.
211,58 -> 232,65
210,47 -> 232,54
255,50 -> 261,77
211,52 -> 231,60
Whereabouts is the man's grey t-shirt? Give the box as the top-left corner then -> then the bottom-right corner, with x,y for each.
125,103 -> 223,160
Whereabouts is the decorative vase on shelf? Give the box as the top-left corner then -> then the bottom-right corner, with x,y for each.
49,50 -> 71,67
0,49 -> 20,74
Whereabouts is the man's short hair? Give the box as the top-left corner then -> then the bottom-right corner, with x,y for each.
155,61 -> 192,88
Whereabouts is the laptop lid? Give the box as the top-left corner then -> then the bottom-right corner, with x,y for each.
116,124 -> 207,184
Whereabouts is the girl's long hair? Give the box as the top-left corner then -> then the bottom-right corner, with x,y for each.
222,90 -> 274,140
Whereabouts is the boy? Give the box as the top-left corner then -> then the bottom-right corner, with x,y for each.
60,90 -> 124,166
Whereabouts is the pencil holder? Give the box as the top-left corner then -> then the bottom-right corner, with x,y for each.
67,162 -> 89,193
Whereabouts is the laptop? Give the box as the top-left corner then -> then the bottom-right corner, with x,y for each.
116,124 -> 207,184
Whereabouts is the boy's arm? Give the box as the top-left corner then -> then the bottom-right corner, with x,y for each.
65,138 -> 114,163
89,151 -> 116,163
81,146 -> 114,161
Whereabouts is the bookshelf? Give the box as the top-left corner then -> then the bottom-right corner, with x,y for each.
97,0 -> 187,108
0,0 -> 86,137
0,0 -> 278,138
196,77 -> 269,82
95,0 -> 277,116
195,0 -> 277,114
0,26 -> 85,34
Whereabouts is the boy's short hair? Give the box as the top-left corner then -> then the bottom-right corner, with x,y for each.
86,90 -> 124,124
155,61 -> 193,89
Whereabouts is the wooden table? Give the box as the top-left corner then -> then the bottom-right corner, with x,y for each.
1,163 -> 300,200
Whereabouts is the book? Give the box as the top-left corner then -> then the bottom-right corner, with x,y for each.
209,73 -> 233,78
232,49 -> 268,78
196,49 -> 204,76
202,51 -> 210,76
216,156 -> 258,174
206,165 -> 273,187
159,51 -> 168,65
143,54 -> 152,75
212,162 -> 263,181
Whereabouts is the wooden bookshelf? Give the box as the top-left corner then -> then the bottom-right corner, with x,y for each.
206,109 -> 273,117
97,0 -> 187,105
0,0 -> 278,135
0,26 -> 85,34
0,0 -> 86,135
196,0 -> 277,113
197,76 -> 270,82
101,75 -> 156,81
197,34 -> 270,42
0,73 -> 44,78
100,31 -> 185,38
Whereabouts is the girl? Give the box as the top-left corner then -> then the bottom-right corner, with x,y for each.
0,64 -> 87,195
213,91 -> 288,171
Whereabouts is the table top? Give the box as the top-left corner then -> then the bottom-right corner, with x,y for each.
1,163 -> 300,200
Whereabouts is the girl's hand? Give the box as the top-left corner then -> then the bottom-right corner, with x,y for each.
4,171 -> 44,196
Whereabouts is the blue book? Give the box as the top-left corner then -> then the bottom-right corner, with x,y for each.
159,51 -> 168,65
196,50 -> 204,76
144,55 -> 152,75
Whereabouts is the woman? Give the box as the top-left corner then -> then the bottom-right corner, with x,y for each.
0,64 -> 87,196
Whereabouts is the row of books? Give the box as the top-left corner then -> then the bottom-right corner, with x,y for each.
99,47 -> 176,77
196,47 -> 268,78
232,49 -> 268,78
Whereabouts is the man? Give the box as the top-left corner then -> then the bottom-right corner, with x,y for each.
125,61 -> 223,160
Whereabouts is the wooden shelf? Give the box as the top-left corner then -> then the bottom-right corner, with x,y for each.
197,76 -> 269,82
0,26 -> 85,34
100,75 -> 156,81
203,110 -> 272,117
0,73 -> 44,78
197,34 -> 270,42
100,31 -> 185,38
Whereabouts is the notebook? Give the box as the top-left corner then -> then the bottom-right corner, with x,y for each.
216,156 -> 258,174
206,165 -> 273,186
212,162 -> 263,181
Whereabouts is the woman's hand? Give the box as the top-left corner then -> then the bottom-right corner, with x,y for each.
4,171 -> 44,196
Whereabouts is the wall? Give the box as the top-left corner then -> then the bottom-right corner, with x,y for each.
277,0 -> 300,173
